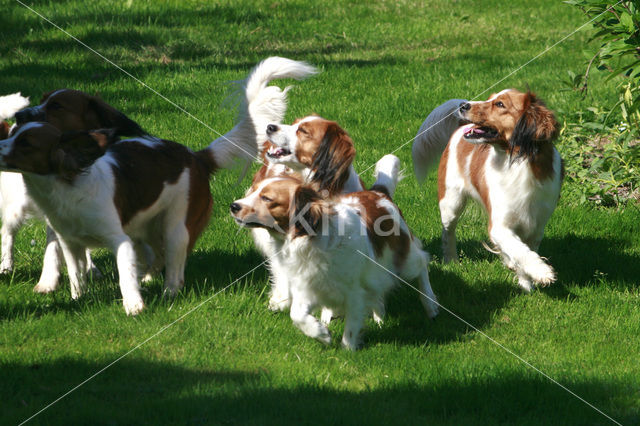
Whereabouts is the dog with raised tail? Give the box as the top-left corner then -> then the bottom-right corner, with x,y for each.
231,154 -> 438,350
415,89 -> 562,292
3,57 -> 317,315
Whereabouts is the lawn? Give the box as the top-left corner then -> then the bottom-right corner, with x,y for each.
1,0 -> 639,424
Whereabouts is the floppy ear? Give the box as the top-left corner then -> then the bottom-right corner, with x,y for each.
53,131 -> 111,181
87,97 -> 147,137
510,92 -> 558,160
51,147 -> 80,182
309,122 -> 356,195
292,185 -> 329,237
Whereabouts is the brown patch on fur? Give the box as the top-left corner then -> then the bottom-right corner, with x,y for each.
110,139 -> 213,250
468,144 -> 492,228
437,143 -> 450,201
294,118 -> 356,195
292,185 -> 331,237
529,141 -> 556,181
0,121 -> 10,139
352,191 -> 410,269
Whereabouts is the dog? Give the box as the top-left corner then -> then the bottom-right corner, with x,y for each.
2,89 -> 148,291
412,98 -> 466,183
423,89 -> 562,291
263,115 -> 364,195
250,118 -> 402,317
2,57 -> 316,314
230,171 -> 439,350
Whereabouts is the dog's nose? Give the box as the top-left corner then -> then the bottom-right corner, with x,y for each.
459,102 -> 471,112
230,202 -> 242,214
266,124 -> 278,135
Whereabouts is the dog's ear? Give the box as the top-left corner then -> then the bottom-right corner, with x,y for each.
51,147 -> 80,182
87,97 -> 147,138
292,185 -> 329,237
54,131 -> 110,181
510,92 -> 558,160
310,122 -> 356,195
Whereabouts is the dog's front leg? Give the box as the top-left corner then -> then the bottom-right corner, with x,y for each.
489,225 -> 556,290
112,236 -> 144,315
58,238 -> 87,299
290,291 -> 330,345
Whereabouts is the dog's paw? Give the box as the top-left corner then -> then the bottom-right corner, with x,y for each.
320,308 -> 334,325
316,328 -> 332,346
268,295 -> 291,312
123,297 -> 145,316
33,279 -> 59,294
0,264 -> 12,275
530,263 -> 556,286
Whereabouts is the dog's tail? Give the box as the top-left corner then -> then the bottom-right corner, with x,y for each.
0,93 -> 30,122
200,57 -> 318,172
370,154 -> 402,199
412,98 -> 466,183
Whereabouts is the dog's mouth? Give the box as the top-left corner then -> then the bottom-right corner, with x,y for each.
462,124 -> 499,142
233,217 -> 262,228
266,145 -> 292,160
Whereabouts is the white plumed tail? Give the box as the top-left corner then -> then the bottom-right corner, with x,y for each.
371,154 -> 402,199
412,98 -> 466,183
206,57 -> 318,170
0,93 -> 30,122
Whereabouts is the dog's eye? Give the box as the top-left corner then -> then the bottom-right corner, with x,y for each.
495,101 -> 505,108
297,127 -> 308,135
260,195 -> 273,202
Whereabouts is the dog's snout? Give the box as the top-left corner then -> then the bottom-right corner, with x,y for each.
266,124 -> 278,135
15,107 -> 43,125
230,202 -> 242,214
459,102 -> 470,112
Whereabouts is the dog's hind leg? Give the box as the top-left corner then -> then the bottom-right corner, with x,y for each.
163,225 -> 189,298
58,238 -> 88,300
439,190 -> 467,263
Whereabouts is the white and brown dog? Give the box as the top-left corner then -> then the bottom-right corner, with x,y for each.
231,175 -> 438,350
1,89 -> 145,290
418,89 -> 562,291
1,57 -> 316,314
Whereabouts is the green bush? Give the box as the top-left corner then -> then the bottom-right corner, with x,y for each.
561,0 -> 639,205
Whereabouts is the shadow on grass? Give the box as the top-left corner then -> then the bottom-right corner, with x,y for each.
366,267 -> 515,347
1,358 -> 633,425
0,248 -> 269,321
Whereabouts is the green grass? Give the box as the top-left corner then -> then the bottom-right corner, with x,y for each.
1,0 -> 639,424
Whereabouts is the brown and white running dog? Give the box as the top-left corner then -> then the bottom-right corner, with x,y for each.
419,89 -> 562,291
0,57 -> 316,314
230,175 -> 438,350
